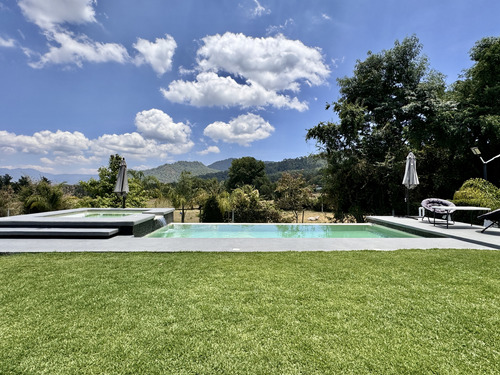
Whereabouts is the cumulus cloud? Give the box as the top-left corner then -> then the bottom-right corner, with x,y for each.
0,129 -> 90,154
203,113 -> 274,146
162,72 -> 308,111
198,146 -> 220,155
197,33 -> 330,91
134,108 -> 193,146
161,32 -> 329,111
0,36 -> 16,48
30,31 -> 130,68
133,34 -> 177,75
18,0 -> 177,72
0,109 -> 194,171
17,0 -> 132,69
18,0 -> 96,30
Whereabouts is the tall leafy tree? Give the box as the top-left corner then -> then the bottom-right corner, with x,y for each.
452,36 -> 500,184
169,171 -> 197,223
227,157 -> 270,191
275,173 -> 312,223
307,36 -> 453,219
78,154 -> 147,208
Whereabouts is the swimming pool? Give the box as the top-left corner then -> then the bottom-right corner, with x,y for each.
48,210 -> 138,218
147,223 -> 420,239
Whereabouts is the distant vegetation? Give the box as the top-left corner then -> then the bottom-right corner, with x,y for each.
141,161 -> 219,183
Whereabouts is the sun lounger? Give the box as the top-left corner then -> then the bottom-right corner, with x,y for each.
478,208 -> 500,233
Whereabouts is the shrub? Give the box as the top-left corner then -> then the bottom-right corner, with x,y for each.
453,178 -> 500,210
200,196 -> 224,223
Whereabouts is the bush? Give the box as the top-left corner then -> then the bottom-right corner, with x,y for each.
200,196 -> 224,223
453,178 -> 500,210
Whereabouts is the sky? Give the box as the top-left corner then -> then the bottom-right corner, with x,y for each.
0,0 -> 499,175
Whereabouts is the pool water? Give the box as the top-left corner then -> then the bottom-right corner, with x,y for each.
147,223 -> 420,239
49,210 -> 138,218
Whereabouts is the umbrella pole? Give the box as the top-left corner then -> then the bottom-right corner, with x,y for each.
122,196 -> 126,209
406,188 -> 410,217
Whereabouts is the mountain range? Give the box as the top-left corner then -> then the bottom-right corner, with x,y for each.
0,156 -> 325,185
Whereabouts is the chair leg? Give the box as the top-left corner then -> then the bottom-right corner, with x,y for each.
481,221 -> 498,233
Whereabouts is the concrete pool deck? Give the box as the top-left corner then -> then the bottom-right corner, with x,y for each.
0,216 -> 498,252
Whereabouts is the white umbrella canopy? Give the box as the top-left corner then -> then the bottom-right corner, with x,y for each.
402,152 -> 419,216
402,152 -> 419,189
114,159 -> 129,208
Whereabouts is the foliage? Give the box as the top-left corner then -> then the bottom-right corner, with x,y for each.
18,179 -> 72,214
307,35 -> 500,219
275,173 -> 312,223
452,36 -> 500,183
142,161 -> 218,183
1,251 -> 499,374
231,185 -> 282,223
77,154 -> 147,208
0,185 -> 21,217
226,157 -> 270,191
453,178 -> 500,210
169,171 -> 198,223
200,195 -> 224,223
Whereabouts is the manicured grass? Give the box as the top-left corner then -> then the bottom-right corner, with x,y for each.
1,250 -> 499,374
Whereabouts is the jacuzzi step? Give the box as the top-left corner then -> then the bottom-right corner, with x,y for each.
0,227 -> 119,238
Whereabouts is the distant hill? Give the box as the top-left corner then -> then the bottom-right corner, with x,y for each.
198,155 -> 325,183
0,168 -> 96,185
141,161 -> 219,183
0,156 -> 326,186
207,158 -> 235,171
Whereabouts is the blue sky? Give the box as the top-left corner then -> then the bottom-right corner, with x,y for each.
0,0 -> 499,175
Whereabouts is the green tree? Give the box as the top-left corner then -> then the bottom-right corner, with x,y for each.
78,154 -> 147,208
18,179 -> 71,214
169,171 -> 197,223
275,173 -> 312,223
227,157 -> 270,191
200,195 -> 224,223
307,36 -> 455,219
452,37 -> 500,184
230,185 -> 281,223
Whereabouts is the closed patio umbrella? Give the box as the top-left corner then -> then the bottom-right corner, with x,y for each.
114,159 -> 129,208
402,152 -> 419,216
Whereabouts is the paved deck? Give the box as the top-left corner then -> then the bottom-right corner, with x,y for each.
0,217 -> 498,252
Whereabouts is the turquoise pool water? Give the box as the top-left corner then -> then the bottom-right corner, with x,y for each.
49,210 -> 138,218
147,224 -> 420,239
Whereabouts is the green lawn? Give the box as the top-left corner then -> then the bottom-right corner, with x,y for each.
1,250 -> 499,374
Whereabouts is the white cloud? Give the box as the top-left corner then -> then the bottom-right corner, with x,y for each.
161,71 -> 308,111
18,0 -> 133,69
29,31 -> 130,68
18,0 -> 96,30
266,18 -> 294,36
161,32 -> 329,111
0,130 -> 90,154
250,0 -> 270,17
198,146 -> 220,155
203,113 -> 274,146
197,32 -> 330,91
133,34 -> 177,75
91,131 -> 192,159
134,108 -> 192,145
0,36 -> 16,48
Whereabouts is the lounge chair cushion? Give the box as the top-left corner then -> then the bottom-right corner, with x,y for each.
421,198 -> 456,214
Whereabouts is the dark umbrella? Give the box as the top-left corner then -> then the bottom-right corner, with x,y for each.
402,152 -> 419,216
114,159 -> 129,208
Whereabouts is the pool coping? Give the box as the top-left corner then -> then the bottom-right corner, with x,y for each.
0,216 -> 498,252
